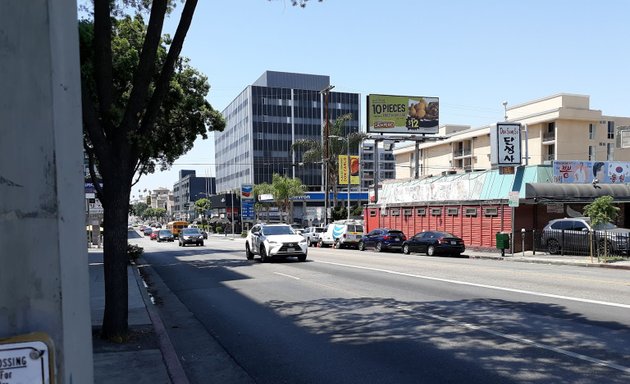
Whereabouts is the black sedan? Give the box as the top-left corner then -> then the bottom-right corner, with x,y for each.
157,229 -> 174,242
402,231 -> 465,256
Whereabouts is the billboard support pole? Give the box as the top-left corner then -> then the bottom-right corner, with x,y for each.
414,141 -> 420,179
347,142 -> 351,220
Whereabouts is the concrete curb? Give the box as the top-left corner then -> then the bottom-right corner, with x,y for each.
131,259 -> 190,384
468,254 -> 630,270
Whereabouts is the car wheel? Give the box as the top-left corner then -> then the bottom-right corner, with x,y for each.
200,241 -> 204,246
260,246 -> 268,263
178,241 -> 182,247
427,245 -> 436,256
246,244 -> 254,260
318,239 -> 325,248
358,241 -> 365,251
375,242 -> 383,252
597,239 -> 613,256
298,254 -> 307,262
403,244 -> 410,254
547,239 -> 560,255
334,240 -> 342,249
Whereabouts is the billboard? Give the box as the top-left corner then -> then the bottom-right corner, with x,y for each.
338,155 -> 360,185
366,94 -> 439,134
553,160 -> 629,184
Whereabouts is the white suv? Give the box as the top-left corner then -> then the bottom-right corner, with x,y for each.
246,223 -> 308,262
303,226 -> 326,246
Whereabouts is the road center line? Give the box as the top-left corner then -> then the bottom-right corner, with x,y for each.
274,272 -> 301,280
317,260 -> 630,309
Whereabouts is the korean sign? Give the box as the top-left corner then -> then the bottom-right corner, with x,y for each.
338,155 -> 360,185
366,94 -> 439,135
553,160 -> 630,184
491,123 -> 522,166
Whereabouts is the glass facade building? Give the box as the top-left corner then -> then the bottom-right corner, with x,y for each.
215,71 -> 361,193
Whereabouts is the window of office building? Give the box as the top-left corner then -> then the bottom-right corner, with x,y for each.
589,124 -> 596,140
608,121 -> 615,139
588,146 -> 594,161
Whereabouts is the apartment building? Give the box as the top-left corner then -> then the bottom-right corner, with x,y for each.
394,94 -> 630,178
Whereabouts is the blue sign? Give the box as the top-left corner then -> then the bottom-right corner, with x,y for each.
290,192 -> 369,201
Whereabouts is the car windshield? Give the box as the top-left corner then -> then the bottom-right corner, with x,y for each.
593,222 -> 618,230
182,228 -> 201,235
315,227 -> 326,233
159,230 -> 172,235
262,225 -> 294,235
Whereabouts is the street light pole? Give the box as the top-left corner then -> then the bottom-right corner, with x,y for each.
346,139 -> 351,220
321,85 -> 334,225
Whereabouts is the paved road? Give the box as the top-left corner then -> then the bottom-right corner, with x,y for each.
137,235 -> 630,384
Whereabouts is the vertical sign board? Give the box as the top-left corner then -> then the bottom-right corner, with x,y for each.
0,334 -> 54,384
338,155 -> 361,185
491,123 -> 522,167
240,184 -> 255,222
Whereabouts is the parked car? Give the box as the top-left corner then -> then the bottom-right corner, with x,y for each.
200,229 -> 208,239
245,223 -> 308,262
402,231 -> 465,256
303,226 -> 326,246
541,217 -> 630,255
157,229 -> 175,242
179,228 -> 204,247
143,227 -> 153,236
319,220 -> 364,249
358,228 -> 406,252
149,231 -> 158,240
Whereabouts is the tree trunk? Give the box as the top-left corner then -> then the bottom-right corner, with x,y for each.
100,178 -> 132,339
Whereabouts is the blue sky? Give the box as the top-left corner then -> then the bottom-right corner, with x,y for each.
132,0 -> 630,197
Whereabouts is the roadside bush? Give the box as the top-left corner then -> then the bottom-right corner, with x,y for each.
216,226 -> 224,234
241,231 -> 247,238
127,244 -> 143,262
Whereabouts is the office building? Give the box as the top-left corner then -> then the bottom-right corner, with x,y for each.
215,71 -> 361,194
172,170 -> 215,220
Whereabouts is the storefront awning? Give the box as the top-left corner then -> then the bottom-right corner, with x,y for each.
525,183 -> 630,202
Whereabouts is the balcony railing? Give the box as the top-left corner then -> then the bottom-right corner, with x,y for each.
452,148 -> 472,158
542,132 -> 556,142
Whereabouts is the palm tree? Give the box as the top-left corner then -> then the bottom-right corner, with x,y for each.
253,175 -> 306,223
292,113 -> 366,207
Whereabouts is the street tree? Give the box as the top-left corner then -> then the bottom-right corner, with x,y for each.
292,113 -> 366,207
194,198 -> 211,221
254,182 -> 274,221
132,201 -> 148,218
584,195 -> 620,226
80,1 -> 225,340
271,173 -> 306,222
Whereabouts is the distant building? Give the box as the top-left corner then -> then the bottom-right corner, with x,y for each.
359,140 -> 396,191
172,170 -> 215,220
149,187 -> 174,216
215,71 -> 361,193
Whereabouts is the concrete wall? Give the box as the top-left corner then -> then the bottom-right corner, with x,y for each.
0,1 -> 93,383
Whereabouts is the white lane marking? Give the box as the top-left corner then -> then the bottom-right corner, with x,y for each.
317,260 -> 630,309
395,304 -> 630,374
274,272 -> 301,280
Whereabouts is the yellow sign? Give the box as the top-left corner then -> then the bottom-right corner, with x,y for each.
339,155 -> 360,185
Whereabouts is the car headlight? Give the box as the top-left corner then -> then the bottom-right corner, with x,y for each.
299,238 -> 307,244
267,240 -> 279,245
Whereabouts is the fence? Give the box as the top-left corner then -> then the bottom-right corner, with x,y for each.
533,229 -> 630,259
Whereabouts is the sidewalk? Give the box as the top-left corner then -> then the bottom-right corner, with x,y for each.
89,247 -> 185,384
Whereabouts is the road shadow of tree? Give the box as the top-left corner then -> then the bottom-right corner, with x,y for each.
265,296 -> 630,383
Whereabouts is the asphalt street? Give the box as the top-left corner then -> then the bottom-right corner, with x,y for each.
135,235 -> 630,384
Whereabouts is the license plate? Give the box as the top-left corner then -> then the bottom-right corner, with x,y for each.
287,247 -> 295,252
393,238 -> 399,242
451,241 -> 457,245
